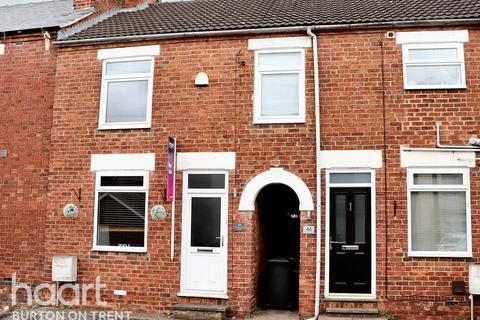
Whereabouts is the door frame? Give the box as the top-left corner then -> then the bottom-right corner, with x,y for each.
179,170 -> 229,299
324,169 -> 376,299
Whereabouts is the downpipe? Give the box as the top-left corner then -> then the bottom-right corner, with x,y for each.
306,27 -> 321,320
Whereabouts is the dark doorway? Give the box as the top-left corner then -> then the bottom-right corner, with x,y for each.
256,184 -> 300,310
329,187 -> 371,294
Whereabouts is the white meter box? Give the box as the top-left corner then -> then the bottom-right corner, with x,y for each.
52,256 -> 77,282
469,263 -> 480,294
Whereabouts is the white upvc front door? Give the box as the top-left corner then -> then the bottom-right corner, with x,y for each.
180,171 -> 228,298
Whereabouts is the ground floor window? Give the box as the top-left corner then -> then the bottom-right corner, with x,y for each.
408,168 -> 471,257
93,170 -> 149,252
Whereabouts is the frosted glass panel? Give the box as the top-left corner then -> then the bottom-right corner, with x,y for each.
406,65 -> 461,86
106,80 -> 148,123
414,173 -> 463,185
258,52 -> 301,69
408,48 -> 458,60
106,60 -> 151,75
411,191 -> 467,252
334,194 -> 347,243
330,173 -> 371,184
354,194 -> 366,243
261,74 -> 299,116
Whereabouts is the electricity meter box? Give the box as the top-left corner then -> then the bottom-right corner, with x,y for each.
469,263 -> 480,294
52,256 -> 77,282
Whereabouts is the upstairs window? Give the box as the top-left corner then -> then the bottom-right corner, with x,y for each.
397,30 -> 468,90
254,49 -> 305,123
408,168 -> 471,257
248,37 -> 311,124
97,45 -> 160,130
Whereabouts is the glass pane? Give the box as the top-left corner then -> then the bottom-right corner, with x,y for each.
106,60 -> 151,75
188,174 -> 225,189
414,173 -> 463,185
334,194 -> 347,242
100,176 -> 143,187
406,65 -> 461,86
261,73 -> 299,117
191,197 -> 221,247
408,48 -> 458,60
411,191 -> 467,252
258,52 -> 301,69
106,80 -> 148,123
330,173 -> 371,184
97,192 -> 146,247
354,194 -> 366,243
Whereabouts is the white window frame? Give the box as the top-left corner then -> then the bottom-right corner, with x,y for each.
401,42 -> 466,90
253,48 -> 306,124
407,167 -> 472,258
98,56 -> 155,130
92,170 -> 149,253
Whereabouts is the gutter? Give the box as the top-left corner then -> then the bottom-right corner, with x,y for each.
54,17 -> 480,47
306,27 -> 321,320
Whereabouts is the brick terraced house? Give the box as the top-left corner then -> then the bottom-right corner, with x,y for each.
3,0 -> 480,319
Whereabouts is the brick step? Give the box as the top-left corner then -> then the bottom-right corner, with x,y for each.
171,304 -> 228,320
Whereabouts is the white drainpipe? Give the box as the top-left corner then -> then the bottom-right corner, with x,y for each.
307,27 -> 321,320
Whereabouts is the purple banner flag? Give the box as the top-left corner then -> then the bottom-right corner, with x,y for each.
166,137 -> 176,202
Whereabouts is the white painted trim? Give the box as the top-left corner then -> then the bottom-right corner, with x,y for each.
253,48 -> 306,124
92,170 -> 149,253
98,56 -> 155,130
97,45 -> 160,60
177,152 -> 236,170
238,168 -> 314,211
400,149 -> 475,168
90,153 -> 155,171
319,150 -> 382,169
324,169 -> 376,299
396,30 -> 469,44
248,36 -> 312,50
0,44 -> 4,55
407,167 -> 472,258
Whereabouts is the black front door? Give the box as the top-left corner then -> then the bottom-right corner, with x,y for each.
329,187 -> 371,294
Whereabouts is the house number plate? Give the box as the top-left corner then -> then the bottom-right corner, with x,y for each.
303,225 -> 315,234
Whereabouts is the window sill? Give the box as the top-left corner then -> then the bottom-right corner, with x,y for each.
408,251 -> 472,258
98,123 -> 151,130
404,85 -> 467,90
253,117 -> 305,124
92,246 -> 147,253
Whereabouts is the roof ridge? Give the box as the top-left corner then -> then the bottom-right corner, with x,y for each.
58,3 -> 148,40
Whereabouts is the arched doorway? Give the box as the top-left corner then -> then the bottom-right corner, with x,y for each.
255,183 -> 300,311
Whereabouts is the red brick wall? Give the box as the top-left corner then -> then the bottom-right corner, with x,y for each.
45,26 -> 480,320
0,34 -> 56,286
